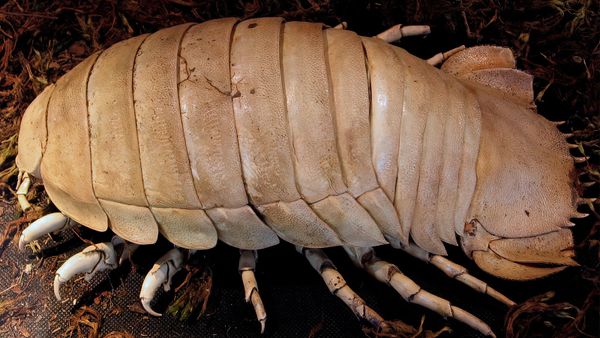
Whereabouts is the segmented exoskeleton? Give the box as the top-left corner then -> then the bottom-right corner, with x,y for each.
16,17 -> 584,337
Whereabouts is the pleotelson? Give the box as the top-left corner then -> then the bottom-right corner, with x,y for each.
39,18 -> 481,254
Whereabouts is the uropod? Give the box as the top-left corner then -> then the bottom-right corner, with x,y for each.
15,17 -> 585,337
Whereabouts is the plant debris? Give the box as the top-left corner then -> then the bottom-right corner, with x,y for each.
506,289 -> 599,338
0,207 -> 42,257
167,265 -> 213,321
64,305 -> 102,338
363,316 -> 452,338
0,293 -> 33,326
102,331 -> 135,338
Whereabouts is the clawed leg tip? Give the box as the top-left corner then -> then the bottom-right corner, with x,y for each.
259,318 -> 266,334
51,242 -> 118,303
18,235 -> 27,251
141,299 -> 163,317
19,212 -> 70,252
53,275 -> 62,301
239,251 -> 268,334
139,248 -> 184,318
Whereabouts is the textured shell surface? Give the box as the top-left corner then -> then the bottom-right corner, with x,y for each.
17,17 -> 578,276
15,16 -> 582,336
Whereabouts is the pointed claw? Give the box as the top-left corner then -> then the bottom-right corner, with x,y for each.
259,318 -> 266,334
53,242 -> 118,301
581,181 -> 596,188
140,298 -> 162,317
247,277 -> 267,333
572,212 -> 589,219
139,248 -> 185,317
567,143 -> 579,149
19,212 -> 70,251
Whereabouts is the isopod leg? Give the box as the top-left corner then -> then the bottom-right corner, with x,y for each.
426,45 -> 466,66
298,246 -> 390,330
140,247 -> 185,316
239,250 -> 267,333
19,212 -> 72,250
16,171 -> 32,212
399,243 -> 515,306
54,241 -> 119,301
111,236 -> 140,266
345,247 -> 496,338
375,24 -> 431,43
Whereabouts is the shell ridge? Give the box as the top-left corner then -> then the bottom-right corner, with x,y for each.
129,33 -> 155,211
453,87 -> 482,235
176,23 -> 209,209
407,62 -> 447,255
41,52 -> 108,232
89,33 -> 159,244
86,48 -> 113,221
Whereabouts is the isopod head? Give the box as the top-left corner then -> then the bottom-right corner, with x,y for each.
459,83 -> 579,281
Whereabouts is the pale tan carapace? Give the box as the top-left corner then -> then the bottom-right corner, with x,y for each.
16,17 -> 582,335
